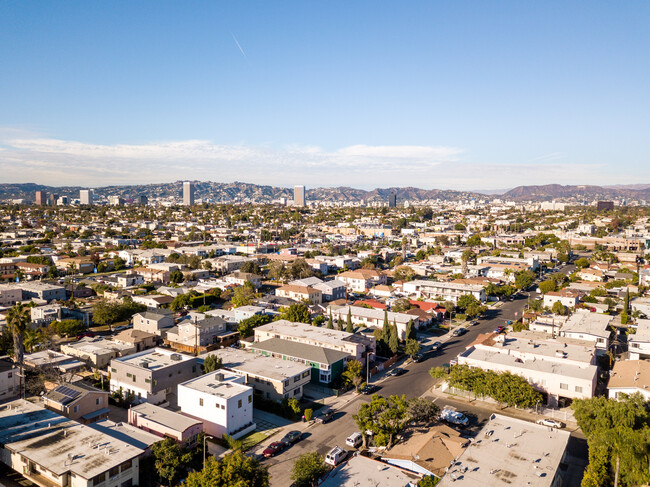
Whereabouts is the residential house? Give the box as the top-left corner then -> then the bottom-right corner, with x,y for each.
337,269 -> 387,292
628,319 -> 650,360
16,281 -> 66,302
178,370 -> 256,439
132,309 -> 175,336
110,348 -> 200,405
224,271 -> 262,289
608,360 -> 650,401
0,358 -> 19,403
131,294 -> 174,308
113,329 -> 159,352
60,337 -> 135,368
23,350 -> 85,374
320,455 -> 420,487
402,280 -> 486,303
543,290 -> 580,310
43,382 -> 109,424
313,279 -> 347,301
133,267 -> 170,285
164,313 -> 238,354
559,310 -> 613,354
128,403 -> 203,446
328,304 -> 420,341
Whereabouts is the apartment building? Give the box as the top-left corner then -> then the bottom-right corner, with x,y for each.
110,348 -> 200,405
0,399 -> 142,487
61,337 -> 135,368
328,304 -> 421,341
16,281 -> 66,302
402,280 -> 486,303
224,271 -> 262,289
206,347 -> 311,401
178,371 -> 256,439
558,310 -> 613,354
0,285 -> 22,307
628,319 -> 650,360
275,284 -> 323,305
543,290 -> 580,310
0,358 -> 19,403
253,320 -> 376,362
313,279 -> 347,301
337,269 -> 387,292
458,332 -> 598,407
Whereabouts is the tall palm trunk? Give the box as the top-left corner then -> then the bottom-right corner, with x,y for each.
614,454 -> 620,487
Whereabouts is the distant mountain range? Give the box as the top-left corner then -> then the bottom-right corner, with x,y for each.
1,182 -> 649,204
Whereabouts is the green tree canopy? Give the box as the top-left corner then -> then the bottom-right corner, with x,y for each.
291,452 -> 327,487
184,450 -> 269,487
280,303 -> 311,323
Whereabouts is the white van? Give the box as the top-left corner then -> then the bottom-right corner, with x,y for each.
346,432 -> 362,448
325,446 -> 347,466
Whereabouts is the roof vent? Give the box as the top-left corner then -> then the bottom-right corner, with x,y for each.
141,362 -> 149,368
215,373 -> 224,381
170,354 -> 182,361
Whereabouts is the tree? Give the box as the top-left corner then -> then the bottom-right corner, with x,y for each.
405,319 -> 417,341
624,288 -> 630,313
185,451 -> 269,487
280,303 -> 310,323
551,301 -> 567,315
342,359 -> 364,391
326,313 -> 333,329
240,261 -> 262,275
237,314 -> 273,338
152,438 -> 185,487
202,355 -> 222,373
538,280 -> 557,294
346,308 -> 354,333
388,324 -> 399,355
291,452 -> 327,487
169,269 -> 184,284
418,476 -> 439,487
231,283 -> 256,308
382,310 -> 390,344
408,397 -> 440,423
112,256 -> 126,271
429,366 -> 448,379
575,258 -> 590,269
405,338 -> 421,357
49,319 -> 85,337
457,294 -> 480,312
7,303 -> 30,366
514,270 -> 536,290
392,298 -> 413,313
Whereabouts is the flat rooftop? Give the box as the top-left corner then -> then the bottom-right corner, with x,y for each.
561,311 -> 613,338
630,319 -> 650,343
255,319 -> 364,347
0,400 -> 142,480
205,347 -> 310,382
179,371 -> 250,399
408,280 -> 485,291
251,338 -> 350,365
320,454 -> 419,487
437,414 -> 570,487
113,348 -> 195,370
460,346 -> 598,381
477,333 -> 596,364
64,337 -> 134,355
130,403 -> 202,431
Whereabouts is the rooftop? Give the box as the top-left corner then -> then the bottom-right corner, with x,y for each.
0,400 -> 142,480
255,319 -> 372,348
179,371 -> 250,399
204,348 -> 310,381
630,319 -> 650,343
320,454 -> 419,487
113,348 -> 196,370
130,403 -> 202,431
560,310 -> 613,338
437,414 -> 570,486
251,338 -> 350,365
608,360 -> 650,390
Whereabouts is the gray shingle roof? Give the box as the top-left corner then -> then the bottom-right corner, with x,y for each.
251,338 -> 349,365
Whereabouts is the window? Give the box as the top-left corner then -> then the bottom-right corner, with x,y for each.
294,376 -> 300,383
111,368 -> 116,373
199,398 -> 204,406
121,460 -> 132,472
109,466 -> 119,478
560,383 -> 569,390
93,473 -> 106,486
575,386 -> 583,393
192,366 -> 196,373
121,480 -> 133,487
126,373 -> 132,378
73,405 -> 80,413
248,395 -> 252,403
7,372 -> 12,378
96,398 -> 102,405
238,399 -> 242,408
132,375 -> 136,382
221,404 -> 225,409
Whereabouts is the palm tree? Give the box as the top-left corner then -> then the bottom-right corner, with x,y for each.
7,303 -> 29,365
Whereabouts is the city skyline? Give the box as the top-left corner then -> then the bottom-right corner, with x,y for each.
2,2 -> 650,189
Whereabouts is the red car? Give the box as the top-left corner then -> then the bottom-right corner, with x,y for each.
494,325 -> 506,334
263,442 -> 284,458
76,332 -> 95,339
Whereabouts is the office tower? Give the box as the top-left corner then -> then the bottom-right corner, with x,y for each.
49,194 -> 59,206
183,181 -> 195,206
597,201 -> 614,212
109,196 -> 125,206
57,196 -> 69,206
134,195 -> 148,205
294,185 -> 305,207
35,191 -> 47,206
79,189 -> 93,205
388,193 -> 397,208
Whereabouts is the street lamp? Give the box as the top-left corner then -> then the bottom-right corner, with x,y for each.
535,400 -> 542,416
203,434 -> 214,469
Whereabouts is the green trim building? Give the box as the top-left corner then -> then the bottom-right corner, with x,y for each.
250,338 -> 348,385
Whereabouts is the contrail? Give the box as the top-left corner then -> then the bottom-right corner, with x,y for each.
231,33 -> 247,59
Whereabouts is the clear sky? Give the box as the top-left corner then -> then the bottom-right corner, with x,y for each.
1,1 -> 649,190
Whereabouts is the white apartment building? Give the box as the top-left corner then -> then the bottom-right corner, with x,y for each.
336,269 -> 386,292
253,319 -> 376,362
178,371 -> 256,439
608,360 -> 650,401
458,332 -> 598,407
528,314 -> 569,336
628,319 -> 650,360
543,290 -> 580,310
275,284 -> 322,305
403,280 -> 486,303
0,358 -> 19,403
61,337 -> 136,368
558,310 -> 613,354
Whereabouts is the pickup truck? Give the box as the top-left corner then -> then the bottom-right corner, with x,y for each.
440,408 -> 469,427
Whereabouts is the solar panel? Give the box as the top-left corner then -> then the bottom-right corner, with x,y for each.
55,385 -> 81,400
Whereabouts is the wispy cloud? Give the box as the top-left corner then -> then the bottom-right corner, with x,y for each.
0,131 -> 632,190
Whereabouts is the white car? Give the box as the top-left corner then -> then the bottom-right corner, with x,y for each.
536,418 -> 565,428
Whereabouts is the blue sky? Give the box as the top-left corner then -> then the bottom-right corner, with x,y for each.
1,1 -> 649,190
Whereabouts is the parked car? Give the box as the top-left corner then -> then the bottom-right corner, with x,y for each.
317,410 -> 335,423
360,384 -> 379,395
440,408 -> 469,427
469,320 -> 479,326
452,327 -> 467,337
494,325 -> 506,334
431,341 -> 442,351
536,418 -> 565,428
412,353 -> 424,362
325,446 -> 348,466
281,431 -> 302,445
76,332 -> 95,339
263,442 -> 284,458
388,367 -> 406,377
345,432 -> 363,448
